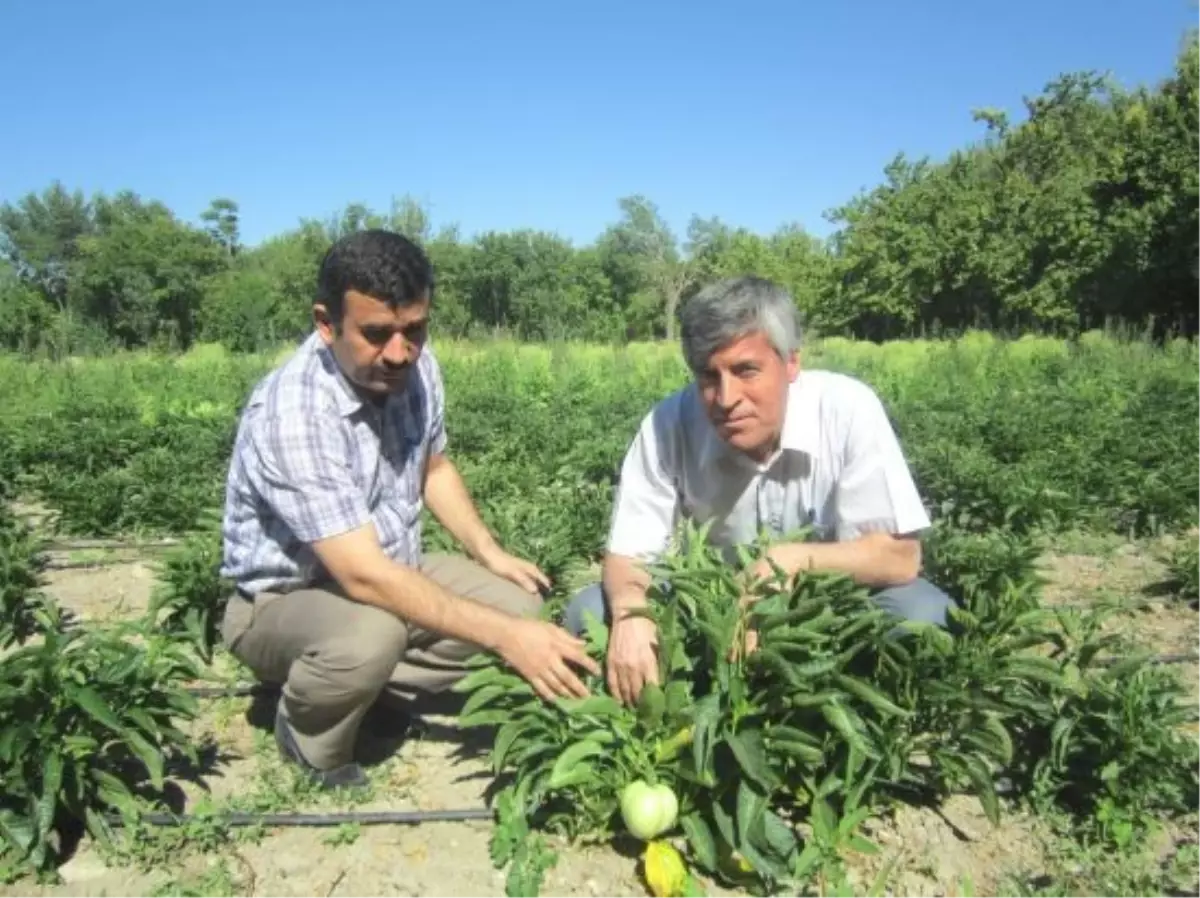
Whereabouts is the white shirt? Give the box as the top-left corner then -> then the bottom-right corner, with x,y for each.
606,369 -> 931,562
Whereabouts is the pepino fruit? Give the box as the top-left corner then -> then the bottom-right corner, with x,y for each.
620,780 -> 679,840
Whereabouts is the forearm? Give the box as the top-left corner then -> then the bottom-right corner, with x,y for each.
762,533 -> 921,590
602,553 -> 653,620
423,453 -> 500,562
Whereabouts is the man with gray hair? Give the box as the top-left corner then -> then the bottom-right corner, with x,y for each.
564,275 -> 954,706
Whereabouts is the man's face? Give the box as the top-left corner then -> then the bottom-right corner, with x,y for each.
696,330 -> 799,462
315,289 -> 430,397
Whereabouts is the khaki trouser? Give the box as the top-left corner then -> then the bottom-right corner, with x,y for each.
220,553 -> 541,770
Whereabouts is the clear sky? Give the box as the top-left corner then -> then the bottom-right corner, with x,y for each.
1,0 -> 1194,248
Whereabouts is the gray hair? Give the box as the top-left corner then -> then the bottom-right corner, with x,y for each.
679,276 -> 801,372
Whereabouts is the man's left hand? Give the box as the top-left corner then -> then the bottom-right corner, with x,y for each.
481,546 -> 552,596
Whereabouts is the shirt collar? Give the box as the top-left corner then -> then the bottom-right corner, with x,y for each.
307,331 -> 390,419
696,371 -> 821,470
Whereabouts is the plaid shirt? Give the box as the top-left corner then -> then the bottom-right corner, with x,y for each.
220,331 -> 446,596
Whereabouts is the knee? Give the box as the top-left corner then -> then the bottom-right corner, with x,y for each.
489,579 -> 543,621
511,590 -> 542,621
563,583 -> 607,637
874,578 -> 956,628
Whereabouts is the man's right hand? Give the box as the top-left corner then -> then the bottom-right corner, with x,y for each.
497,619 -> 601,701
606,613 -> 660,706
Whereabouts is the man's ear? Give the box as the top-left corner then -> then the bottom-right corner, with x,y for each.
313,304 -> 336,345
786,349 -> 801,383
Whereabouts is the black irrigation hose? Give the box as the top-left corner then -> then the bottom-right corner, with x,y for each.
1094,652 -> 1196,667
112,808 -> 494,828
187,683 -> 278,698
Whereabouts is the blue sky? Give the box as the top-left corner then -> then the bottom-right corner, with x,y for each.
1,0 -> 1194,248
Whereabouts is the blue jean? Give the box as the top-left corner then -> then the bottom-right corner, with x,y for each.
562,576 -> 956,638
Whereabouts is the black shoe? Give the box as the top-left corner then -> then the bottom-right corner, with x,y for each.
274,708 -> 370,791
362,700 -> 415,741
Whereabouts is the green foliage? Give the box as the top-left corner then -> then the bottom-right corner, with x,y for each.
457,520 -> 1199,895
0,504 -> 53,650
0,264 -> 55,353
0,333 -> 1194,553
825,34 -> 1198,339
0,501 -> 216,879
71,193 -> 227,349
0,604 -> 203,878
0,350 -> 260,536
0,329 -> 1194,888
1160,536 -> 1199,603
2,34 -> 1197,352
1036,656 -> 1199,837
922,522 -> 1045,608
25,398 -> 234,537
0,430 -> 16,504
146,511 -> 230,664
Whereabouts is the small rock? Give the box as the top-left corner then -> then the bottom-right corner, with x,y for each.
57,853 -> 111,884
900,872 -> 938,896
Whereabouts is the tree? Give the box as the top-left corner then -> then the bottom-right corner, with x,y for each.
74,192 -> 226,348
0,182 -> 94,313
598,195 -> 692,340
200,198 -> 240,257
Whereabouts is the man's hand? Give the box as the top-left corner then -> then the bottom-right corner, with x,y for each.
424,454 -> 552,594
607,613 -> 660,706
481,545 -> 551,595
497,619 -> 601,701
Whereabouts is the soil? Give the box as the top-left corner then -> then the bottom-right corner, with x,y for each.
4,535 -> 1196,897
41,560 -> 159,623
1039,535 -> 1200,697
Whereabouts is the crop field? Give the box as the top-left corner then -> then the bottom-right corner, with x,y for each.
1,330 -> 1198,897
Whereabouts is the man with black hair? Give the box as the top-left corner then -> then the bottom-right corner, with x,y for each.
219,229 -> 599,789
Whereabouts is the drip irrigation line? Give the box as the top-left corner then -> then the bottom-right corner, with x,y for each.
187,683 -> 277,698
1093,651 -> 1196,668
44,559 -> 143,571
42,538 -> 181,552
109,808 -> 494,828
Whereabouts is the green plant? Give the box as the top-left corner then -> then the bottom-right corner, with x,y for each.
0,505 -> 52,650
456,526 -> 1042,894
145,510 -> 229,663
1157,535 -> 1199,604
457,508 -> 1200,895
0,606 -> 203,876
921,521 -> 1045,609
1025,648 -> 1200,838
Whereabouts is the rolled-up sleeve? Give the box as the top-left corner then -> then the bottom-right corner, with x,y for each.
606,409 -> 680,561
834,389 -> 931,541
250,405 -> 372,544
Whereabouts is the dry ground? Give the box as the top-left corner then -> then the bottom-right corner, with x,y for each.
4,532 -> 1197,898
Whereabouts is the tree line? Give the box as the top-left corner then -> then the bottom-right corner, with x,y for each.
1,33 -> 1195,355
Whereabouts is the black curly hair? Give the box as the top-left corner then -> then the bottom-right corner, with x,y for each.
316,229 -> 435,324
